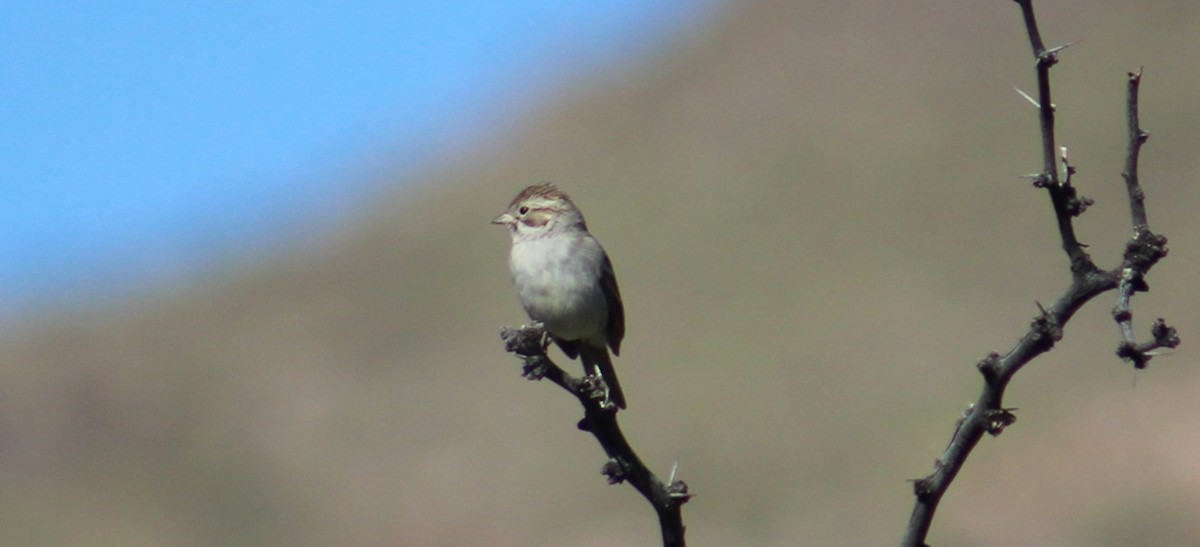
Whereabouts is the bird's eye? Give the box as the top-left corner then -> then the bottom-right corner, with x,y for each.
518,206 -> 529,215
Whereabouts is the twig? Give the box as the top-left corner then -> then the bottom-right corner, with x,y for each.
501,324 -> 691,547
901,2 -> 1177,545
1112,69 -> 1178,369
1122,68 -> 1151,231
1017,0 -> 1094,274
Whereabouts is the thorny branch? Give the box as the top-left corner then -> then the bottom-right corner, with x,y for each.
500,323 -> 691,547
1114,68 -> 1178,369
901,2 -> 1179,546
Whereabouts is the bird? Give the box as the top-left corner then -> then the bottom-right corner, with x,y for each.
493,183 -> 627,409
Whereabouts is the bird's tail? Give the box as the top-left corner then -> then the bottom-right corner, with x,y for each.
580,345 -> 627,409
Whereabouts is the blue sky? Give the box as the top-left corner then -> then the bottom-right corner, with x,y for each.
1,2 -> 715,319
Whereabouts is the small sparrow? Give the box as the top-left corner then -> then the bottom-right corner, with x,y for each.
493,183 -> 627,409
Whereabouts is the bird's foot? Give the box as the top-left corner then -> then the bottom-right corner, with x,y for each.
581,374 -> 618,412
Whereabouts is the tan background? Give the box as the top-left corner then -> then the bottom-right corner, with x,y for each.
2,1 -> 1198,545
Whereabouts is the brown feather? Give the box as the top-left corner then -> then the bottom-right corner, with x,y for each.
600,253 -> 624,355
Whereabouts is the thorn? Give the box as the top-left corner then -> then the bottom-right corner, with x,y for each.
1027,172 -> 1051,188
526,321 -> 550,351
1044,40 -> 1077,55
663,460 -> 692,502
1059,146 -> 1074,186
1015,87 -> 1040,108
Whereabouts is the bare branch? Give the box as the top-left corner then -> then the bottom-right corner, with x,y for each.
902,272 -> 1114,546
1015,0 -> 1095,272
901,2 -> 1177,545
500,324 -> 690,547
1112,69 -> 1179,369
1122,68 -> 1151,231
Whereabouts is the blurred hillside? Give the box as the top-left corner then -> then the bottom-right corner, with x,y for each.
2,0 -> 1199,545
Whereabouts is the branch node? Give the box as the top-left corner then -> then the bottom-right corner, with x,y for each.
500,322 -> 548,356
667,479 -> 693,503
1065,191 -> 1093,217
500,324 -> 555,380
985,408 -> 1019,436
1070,253 -> 1101,280
1124,231 -> 1169,271
1151,318 -> 1181,349
1117,319 -> 1182,370
1115,342 -> 1147,369
911,475 -> 935,500
1031,301 -> 1063,347
602,459 -> 628,485
976,352 -> 1003,383
1036,49 -> 1059,69
580,374 -> 619,411
520,355 -> 550,380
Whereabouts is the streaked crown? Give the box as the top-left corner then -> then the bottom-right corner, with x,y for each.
497,183 -> 588,235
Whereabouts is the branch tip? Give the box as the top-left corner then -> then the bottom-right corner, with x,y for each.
1151,318 -> 1180,349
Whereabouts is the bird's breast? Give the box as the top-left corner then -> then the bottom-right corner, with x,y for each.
509,235 -> 608,341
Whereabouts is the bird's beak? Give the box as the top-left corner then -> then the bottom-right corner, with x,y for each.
491,213 -> 514,226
